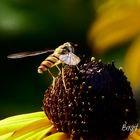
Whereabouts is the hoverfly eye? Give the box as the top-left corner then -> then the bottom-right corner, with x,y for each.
61,46 -> 70,54
64,42 -> 71,47
67,42 -> 71,46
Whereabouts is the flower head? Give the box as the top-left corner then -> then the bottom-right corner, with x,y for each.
0,57 -> 139,140
43,59 -> 138,140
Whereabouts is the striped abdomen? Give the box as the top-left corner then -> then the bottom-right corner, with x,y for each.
38,54 -> 60,74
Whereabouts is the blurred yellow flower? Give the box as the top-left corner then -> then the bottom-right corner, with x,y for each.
124,36 -> 140,90
128,129 -> 140,140
88,0 -> 140,91
0,111 -> 139,140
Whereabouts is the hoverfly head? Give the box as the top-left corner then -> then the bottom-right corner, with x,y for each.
62,42 -> 78,54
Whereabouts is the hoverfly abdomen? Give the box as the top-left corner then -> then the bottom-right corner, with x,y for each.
38,64 -> 49,74
47,54 -> 59,63
37,54 -> 60,74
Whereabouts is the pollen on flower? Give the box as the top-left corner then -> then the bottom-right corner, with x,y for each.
88,86 -> 92,89
43,59 -> 138,140
125,109 -> 129,112
91,57 -> 95,61
82,82 -> 86,85
119,67 -> 123,70
129,96 -> 132,99
74,76 -> 79,80
101,96 -> 105,99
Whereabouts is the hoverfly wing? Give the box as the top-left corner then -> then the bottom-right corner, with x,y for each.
59,52 -> 80,65
7,49 -> 54,59
59,54 -> 69,63
68,52 -> 81,65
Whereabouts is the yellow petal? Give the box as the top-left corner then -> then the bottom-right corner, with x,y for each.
128,129 -> 140,140
0,132 -> 13,140
124,36 -> 140,90
43,132 -> 70,140
88,4 -> 140,53
0,111 -> 46,124
9,118 -> 52,139
0,111 -> 64,140
0,111 -> 48,135
8,126 -> 53,140
26,126 -> 58,140
95,0 -> 140,14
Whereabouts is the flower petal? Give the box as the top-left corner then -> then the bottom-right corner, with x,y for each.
0,111 -> 55,140
0,132 -> 13,140
0,112 -> 46,123
10,118 -> 52,139
128,129 -> 140,140
8,126 -> 54,140
124,36 -> 140,91
0,111 -> 48,135
88,1 -> 140,53
43,132 -> 69,140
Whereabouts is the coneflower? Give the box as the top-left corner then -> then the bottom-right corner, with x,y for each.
0,57 -> 139,140
43,58 -> 138,140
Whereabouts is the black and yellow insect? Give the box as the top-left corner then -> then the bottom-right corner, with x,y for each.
7,42 -> 81,90
8,42 -> 80,74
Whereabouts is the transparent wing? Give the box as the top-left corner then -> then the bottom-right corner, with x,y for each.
59,52 -> 80,65
7,49 -> 54,59
68,52 -> 81,65
59,54 -> 69,63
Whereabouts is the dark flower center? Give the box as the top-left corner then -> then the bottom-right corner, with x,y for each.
43,59 -> 138,140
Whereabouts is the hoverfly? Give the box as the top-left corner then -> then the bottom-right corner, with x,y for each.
7,42 -> 81,91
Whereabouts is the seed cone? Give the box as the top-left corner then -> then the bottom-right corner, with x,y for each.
43,59 -> 137,140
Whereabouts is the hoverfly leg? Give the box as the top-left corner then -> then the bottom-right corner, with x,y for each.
48,69 -> 55,79
52,77 -> 56,92
61,66 -> 67,92
55,64 -> 67,92
76,65 -> 80,71
56,65 -> 61,75
48,69 -> 56,91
